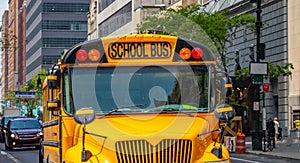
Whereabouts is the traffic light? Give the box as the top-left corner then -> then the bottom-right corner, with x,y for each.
37,76 -> 42,88
259,43 -> 266,60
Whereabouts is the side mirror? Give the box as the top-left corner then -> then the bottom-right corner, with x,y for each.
74,108 -> 96,125
48,65 -> 61,89
74,108 -> 95,162
214,104 -> 235,121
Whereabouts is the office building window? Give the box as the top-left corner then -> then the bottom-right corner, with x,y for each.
43,3 -> 89,13
42,20 -> 87,31
42,38 -> 86,48
43,56 -> 61,64
98,0 -> 116,13
98,2 -> 132,37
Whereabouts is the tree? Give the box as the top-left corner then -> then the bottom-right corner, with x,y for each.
5,69 -> 48,117
235,63 -> 294,81
137,5 -> 256,71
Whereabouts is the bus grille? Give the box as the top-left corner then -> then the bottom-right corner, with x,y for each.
115,139 -> 192,163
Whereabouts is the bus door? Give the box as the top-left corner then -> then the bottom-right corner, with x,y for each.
42,74 -> 62,163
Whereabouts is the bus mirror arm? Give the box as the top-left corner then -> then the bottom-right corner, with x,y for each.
81,123 -> 92,162
197,128 -> 220,137
197,128 -> 223,159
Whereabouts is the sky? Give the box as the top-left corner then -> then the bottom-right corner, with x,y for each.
0,0 -> 8,20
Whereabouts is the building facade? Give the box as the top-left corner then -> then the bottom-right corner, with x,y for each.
1,0 -> 27,100
1,11 -> 9,99
93,0 -> 297,134
18,0 -> 27,88
288,0 -> 300,128
94,0 -> 199,39
7,0 -> 18,92
88,0 -> 97,40
26,0 -> 89,82
203,0 -> 290,134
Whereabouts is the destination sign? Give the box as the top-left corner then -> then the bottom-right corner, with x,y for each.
107,42 -> 172,59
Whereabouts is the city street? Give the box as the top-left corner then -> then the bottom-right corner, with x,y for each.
230,153 -> 299,163
0,142 -> 38,163
0,141 -> 298,163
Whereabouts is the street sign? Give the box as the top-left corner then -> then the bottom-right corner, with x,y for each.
253,101 -> 259,111
263,83 -> 269,92
252,75 -> 263,85
15,91 -> 36,98
250,62 -> 268,75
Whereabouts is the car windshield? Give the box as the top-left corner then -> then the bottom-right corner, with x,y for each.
4,116 -> 24,126
10,119 -> 41,130
64,65 -> 214,115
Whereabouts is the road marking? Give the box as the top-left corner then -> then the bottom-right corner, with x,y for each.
0,150 -> 21,163
231,157 -> 262,163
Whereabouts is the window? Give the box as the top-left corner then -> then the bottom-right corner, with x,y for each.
98,0 -> 116,13
42,38 -> 86,48
42,20 -> 87,31
43,3 -> 89,13
98,2 -> 132,37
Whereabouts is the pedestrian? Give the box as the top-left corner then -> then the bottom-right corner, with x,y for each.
295,116 -> 300,130
274,117 -> 279,141
266,117 -> 276,148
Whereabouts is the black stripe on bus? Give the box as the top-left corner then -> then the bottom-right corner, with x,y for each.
43,140 -> 59,147
42,119 -> 59,128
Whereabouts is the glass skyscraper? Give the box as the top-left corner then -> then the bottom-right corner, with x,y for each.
26,0 -> 89,82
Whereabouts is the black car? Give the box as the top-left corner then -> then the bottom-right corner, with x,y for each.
4,118 -> 42,150
0,116 -> 25,142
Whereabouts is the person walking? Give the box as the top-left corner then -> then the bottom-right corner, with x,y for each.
274,117 -> 279,141
295,116 -> 300,130
267,117 -> 276,148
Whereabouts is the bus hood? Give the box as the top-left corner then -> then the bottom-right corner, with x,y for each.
65,114 -> 229,163
84,113 -> 218,152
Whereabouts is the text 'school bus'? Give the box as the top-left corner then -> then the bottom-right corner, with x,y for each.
40,34 -> 235,163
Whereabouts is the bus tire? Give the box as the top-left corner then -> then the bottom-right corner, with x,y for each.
39,141 -> 44,163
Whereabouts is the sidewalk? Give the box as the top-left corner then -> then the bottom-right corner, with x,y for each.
245,136 -> 300,160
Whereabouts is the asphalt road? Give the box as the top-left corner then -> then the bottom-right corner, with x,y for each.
0,142 -> 38,163
230,153 -> 300,163
0,142 -> 298,163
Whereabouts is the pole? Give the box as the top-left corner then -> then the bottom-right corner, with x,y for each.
251,0 -> 263,150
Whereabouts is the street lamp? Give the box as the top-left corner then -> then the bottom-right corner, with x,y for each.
250,0 -> 263,151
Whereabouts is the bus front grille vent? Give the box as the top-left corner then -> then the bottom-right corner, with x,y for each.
115,139 -> 192,163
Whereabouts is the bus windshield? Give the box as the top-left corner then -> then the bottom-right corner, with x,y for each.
64,65 -> 212,115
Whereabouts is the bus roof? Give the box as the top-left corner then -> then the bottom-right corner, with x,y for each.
61,34 -> 216,65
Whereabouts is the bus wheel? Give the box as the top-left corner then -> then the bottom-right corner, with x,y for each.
39,141 -> 44,163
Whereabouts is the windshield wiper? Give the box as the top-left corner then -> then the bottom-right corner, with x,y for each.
99,104 -> 145,118
155,105 -> 195,117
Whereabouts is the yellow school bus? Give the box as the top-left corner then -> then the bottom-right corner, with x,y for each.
39,34 -> 234,163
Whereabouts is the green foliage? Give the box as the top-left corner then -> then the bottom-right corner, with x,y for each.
228,89 -> 249,110
4,69 -> 48,117
235,63 -> 294,80
137,5 -> 256,66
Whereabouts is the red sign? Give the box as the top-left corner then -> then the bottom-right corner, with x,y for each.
263,83 -> 269,92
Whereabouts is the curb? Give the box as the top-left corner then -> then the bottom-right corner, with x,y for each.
245,150 -> 300,160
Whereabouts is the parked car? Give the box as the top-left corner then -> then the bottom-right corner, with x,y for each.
0,116 -> 25,142
4,118 -> 42,150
